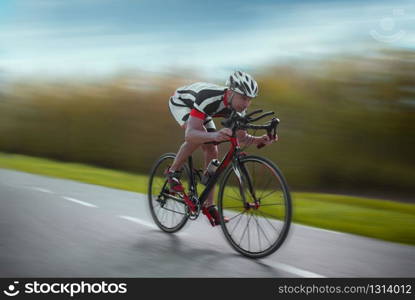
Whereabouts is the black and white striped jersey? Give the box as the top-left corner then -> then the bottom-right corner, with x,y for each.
170,82 -> 232,120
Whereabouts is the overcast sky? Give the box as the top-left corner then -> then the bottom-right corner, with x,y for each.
0,0 -> 413,79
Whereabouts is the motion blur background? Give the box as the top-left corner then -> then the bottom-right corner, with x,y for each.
0,0 -> 414,200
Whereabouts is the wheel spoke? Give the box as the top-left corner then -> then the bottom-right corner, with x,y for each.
255,213 -> 262,251
237,213 -> 253,247
228,210 -> 246,235
230,183 -> 241,200
247,212 -> 252,252
260,189 -> 282,201
253,212 -> 272,247
255,209 -> 280,219
228,210 -> 247,221
257,203 -> 284,207
224,194 -> 244,202
170,201 -> 174,227
259,175 -> 273,200
256,210 -> 281,232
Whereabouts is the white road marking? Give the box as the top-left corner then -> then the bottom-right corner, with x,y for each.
119,215 -> 189,237
30,187 -> 54,194
119,215 -> 159,229
266,261 -> 326,278
62,196 -> 97,208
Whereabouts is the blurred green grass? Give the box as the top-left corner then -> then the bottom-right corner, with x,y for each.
0,152 -> 149,193
1,152 -> 414,245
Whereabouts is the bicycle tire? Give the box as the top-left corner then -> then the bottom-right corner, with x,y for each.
218,155 -> 292,258
148,153 -> 189,233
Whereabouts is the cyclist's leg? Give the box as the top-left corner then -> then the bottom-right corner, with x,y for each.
201,118 -> 218,207
169,140 -> 199,172
201,119 -> 229,225
168,99 -> 198,173
201,118 -> 218,166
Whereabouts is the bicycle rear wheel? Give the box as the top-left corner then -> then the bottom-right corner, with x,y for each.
218,155 -> 292,258
148,153 -> 189,233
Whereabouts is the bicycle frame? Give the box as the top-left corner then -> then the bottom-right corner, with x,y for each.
187,136 -> 254,209
182,109 -> 278,213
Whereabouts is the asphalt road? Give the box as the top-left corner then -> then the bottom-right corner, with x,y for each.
1,169 -> 414,277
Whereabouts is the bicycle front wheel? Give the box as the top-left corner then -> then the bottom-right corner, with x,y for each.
218,155 -> 292,258
148,153 -> 189,233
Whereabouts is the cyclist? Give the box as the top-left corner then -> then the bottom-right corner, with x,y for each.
167,71 -> 276,225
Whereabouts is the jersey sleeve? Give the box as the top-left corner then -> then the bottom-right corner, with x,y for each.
193,89 -> 225,117
190,108 -> 207,120
192,97 -> 210,116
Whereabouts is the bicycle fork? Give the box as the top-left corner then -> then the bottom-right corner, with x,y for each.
233,160 -> 260,210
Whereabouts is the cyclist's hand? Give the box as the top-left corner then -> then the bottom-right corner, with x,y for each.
257,134 -> 278,146
213,128 -> 232,142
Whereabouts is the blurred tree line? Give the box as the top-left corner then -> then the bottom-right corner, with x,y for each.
0,49 -> 414,200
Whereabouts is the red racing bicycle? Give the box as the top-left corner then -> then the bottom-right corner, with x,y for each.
148,109 -> 292,258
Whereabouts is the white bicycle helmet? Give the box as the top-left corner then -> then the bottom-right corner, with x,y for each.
226,71 -> 258,98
